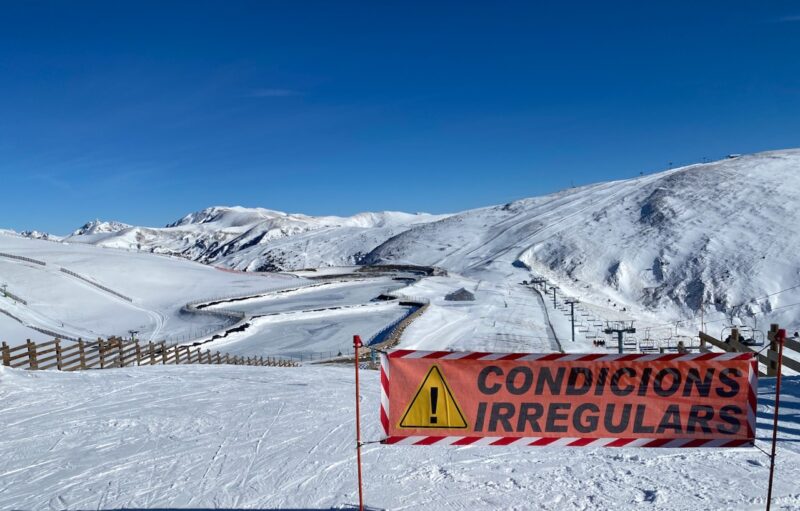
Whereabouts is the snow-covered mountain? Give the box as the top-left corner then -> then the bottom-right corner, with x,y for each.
71,220 -> 131,237
365,149 -> 800,327
61,149 -> 800,327
64,206 -> 447,271
18,230 -> 61,241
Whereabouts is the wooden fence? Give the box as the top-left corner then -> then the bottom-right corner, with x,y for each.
699,324 -> 800,377
0,252 -> 46,266
1,337 -> 297,371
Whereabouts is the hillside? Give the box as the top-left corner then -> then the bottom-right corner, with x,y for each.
365,150 -> 800,330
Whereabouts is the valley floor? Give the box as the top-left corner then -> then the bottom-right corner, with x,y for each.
1,364 -> 798,511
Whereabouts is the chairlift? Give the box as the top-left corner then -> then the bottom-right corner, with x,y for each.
721,325 -> 765,347
672,335 -> 694,353
737,326 -> 765,346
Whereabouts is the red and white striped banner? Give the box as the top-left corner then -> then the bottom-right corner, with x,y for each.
380,350 -> 757,448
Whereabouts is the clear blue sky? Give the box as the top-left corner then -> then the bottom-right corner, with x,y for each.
2,1 -> 799,234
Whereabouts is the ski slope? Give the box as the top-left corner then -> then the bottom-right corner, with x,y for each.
207,277 -> 408,315
396,275 -> 563,352
0,233 -> 299,346
205,302 -> 413,359
1,364 -> 797,510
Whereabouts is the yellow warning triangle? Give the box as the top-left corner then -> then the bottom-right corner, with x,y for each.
399,365 -> 468,429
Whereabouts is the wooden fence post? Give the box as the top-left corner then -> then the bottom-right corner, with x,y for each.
161,342 -> 167,364
99,338 -> 106,369
117,339 -> 125,368
135,342 -> 142,366
27,339 -> 37,370
55,339 -> 63,370
224,353 -> 229,364
78,340 -> 86,369
195,347 -> 201,364
768,324 -> 780,376
175,346 -> 181,364
148,342 -> 155,365
2,341 -> 10,366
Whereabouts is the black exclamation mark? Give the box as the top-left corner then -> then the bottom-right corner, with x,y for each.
430,387 -> 439,424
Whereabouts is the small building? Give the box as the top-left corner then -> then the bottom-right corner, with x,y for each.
445,288 -> 475,301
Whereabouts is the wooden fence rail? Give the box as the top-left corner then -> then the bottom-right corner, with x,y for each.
1,337 -> 298,371
699,324 -> 800,377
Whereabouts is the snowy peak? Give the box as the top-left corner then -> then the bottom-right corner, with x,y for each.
166,206 -> 287,228
72,220 -> 132,236
20,230 -> 62,241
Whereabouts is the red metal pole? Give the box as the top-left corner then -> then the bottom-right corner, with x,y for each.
766,328 -> 786,511
353,335 -> 365,511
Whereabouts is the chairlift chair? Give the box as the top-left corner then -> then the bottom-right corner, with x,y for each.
738,326 -> 765,346
721,325 -> 764,346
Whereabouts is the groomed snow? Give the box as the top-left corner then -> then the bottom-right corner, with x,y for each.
204,302 -> 413,359
0,233 -> 300,345
0,364 -> 797,510
396,274 -> 563,353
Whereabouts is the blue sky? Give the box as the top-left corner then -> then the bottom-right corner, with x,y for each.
1,1 -> 799,234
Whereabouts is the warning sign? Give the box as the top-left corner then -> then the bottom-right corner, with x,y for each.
380,350 -> 757,447
399,365 -> 468,429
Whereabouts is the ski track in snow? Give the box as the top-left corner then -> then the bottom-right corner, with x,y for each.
1,365 -> 798,510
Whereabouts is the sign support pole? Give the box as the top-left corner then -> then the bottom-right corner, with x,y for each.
766,328 -> 786,511
353,335 -> 365,511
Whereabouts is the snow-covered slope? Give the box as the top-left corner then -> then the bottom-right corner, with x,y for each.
0,233 -> 299,344
65,206 -> 446,271
365,150 -> 800,330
